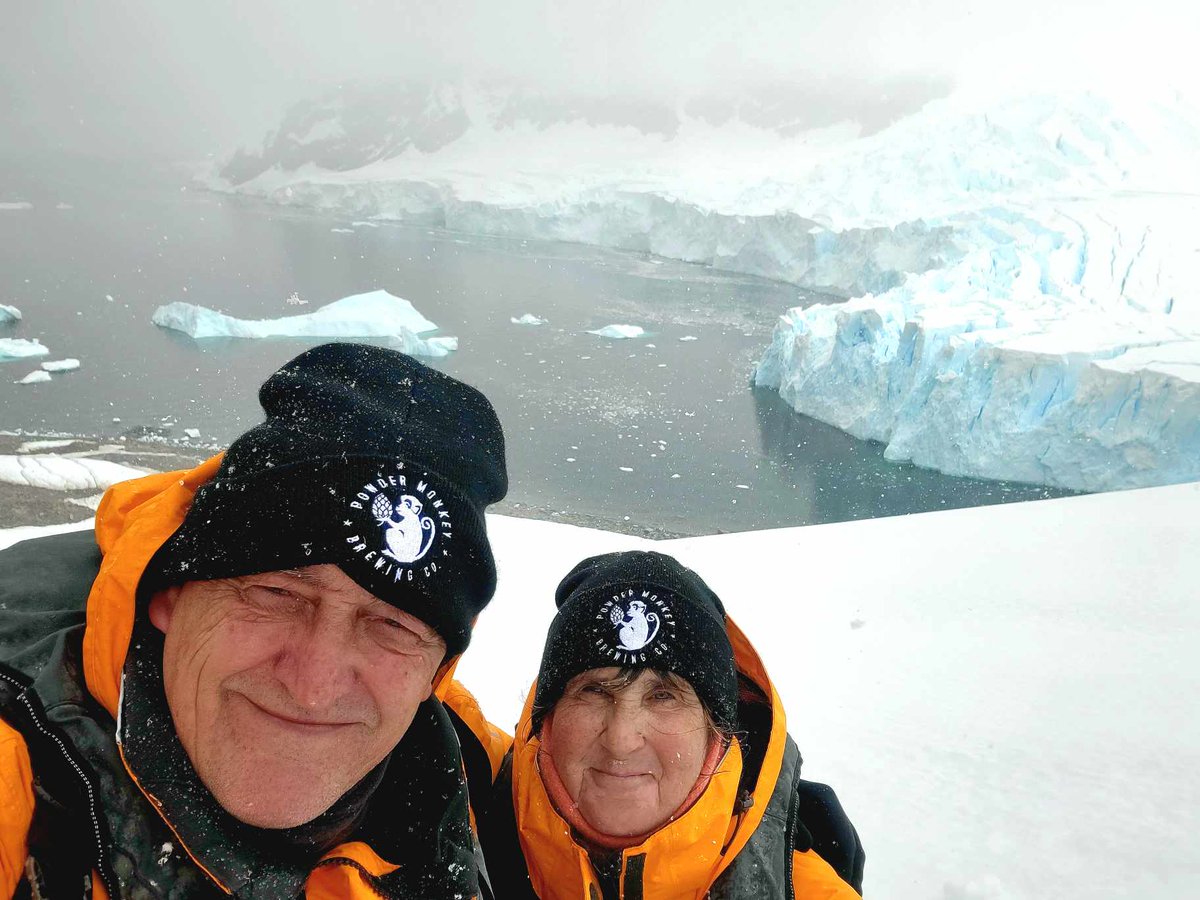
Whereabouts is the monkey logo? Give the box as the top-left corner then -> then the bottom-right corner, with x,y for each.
611,599 -> 661,651
372,492 -> 436,564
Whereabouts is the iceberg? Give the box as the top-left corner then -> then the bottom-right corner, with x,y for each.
16,371 -> 51,385
0,338 -> 49,360
151,289 -> 456,357
0,305 -> 20,324
41,359 -> 80,372
588,324 -> 645,339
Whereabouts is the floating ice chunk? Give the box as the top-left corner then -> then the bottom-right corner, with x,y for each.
183,428 -> 201,439
588,324 -> 645,339
0,338 -> 48,360
151,290 -> 454,356
104,294 -> 114,302
679,335 -> 698,342
0,454 -> 152,490
16,371 -> 51,384
18,439 -> 79,453
56,202 -> 73,210
511,314 -> 548,326
41,358 -> 80,372
0,305 -> 21,324
0,201 -> 32,211
330,227 -> 354,233
285,291 -> 308,306
393,333 -> 457,358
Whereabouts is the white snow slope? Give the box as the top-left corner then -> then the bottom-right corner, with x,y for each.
217,87 -> 1200,492
152,289 -> 458,357
4,482 -> 1197,898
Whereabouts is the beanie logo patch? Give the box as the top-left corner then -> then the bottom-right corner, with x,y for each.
595,590 -> 676,665
373,493 -> 436,563
344,466 -> 453,581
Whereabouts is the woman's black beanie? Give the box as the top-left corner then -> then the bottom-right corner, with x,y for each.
141,341 -> 508,656
532,551 -> 738,733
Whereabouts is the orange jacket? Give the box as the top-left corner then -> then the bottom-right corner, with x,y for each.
500,618 -> 862,899
0,457 -> 510,899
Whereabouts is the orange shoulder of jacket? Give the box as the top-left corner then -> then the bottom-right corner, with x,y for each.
792,848 -> 862,899
438,678 -> 513,781
0,718 -> 34,897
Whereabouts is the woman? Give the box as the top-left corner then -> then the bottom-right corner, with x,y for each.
479,551 -> 864,899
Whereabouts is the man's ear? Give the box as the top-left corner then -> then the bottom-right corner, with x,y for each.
148,586 -> 182,634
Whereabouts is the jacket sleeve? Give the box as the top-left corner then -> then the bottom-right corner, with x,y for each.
0,718 -> 34,897
791,849 -> 862,899
794,779 -> 865,894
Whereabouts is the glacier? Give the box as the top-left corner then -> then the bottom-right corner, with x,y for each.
151,289 -> 457,357
212,86 -> 1200,491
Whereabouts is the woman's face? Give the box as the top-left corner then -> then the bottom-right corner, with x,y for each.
546,667 -> 710,837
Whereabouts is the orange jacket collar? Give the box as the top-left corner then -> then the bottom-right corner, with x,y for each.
84,455 -> 224,716
510,615 -> 788,898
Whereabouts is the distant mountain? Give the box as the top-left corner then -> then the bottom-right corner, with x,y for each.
219,77 -> 952,185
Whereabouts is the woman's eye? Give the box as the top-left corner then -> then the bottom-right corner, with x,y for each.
649,690 -> 678,702
579,684 -> 608,696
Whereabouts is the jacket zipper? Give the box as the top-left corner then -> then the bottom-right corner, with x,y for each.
0,669 -> 114,898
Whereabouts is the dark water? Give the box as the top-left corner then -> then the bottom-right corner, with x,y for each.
0,155 -> 1070,535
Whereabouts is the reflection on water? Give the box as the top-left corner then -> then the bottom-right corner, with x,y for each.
751,387 -> 1073,525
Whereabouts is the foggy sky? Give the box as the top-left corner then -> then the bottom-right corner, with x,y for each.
2,0 -> 1197,161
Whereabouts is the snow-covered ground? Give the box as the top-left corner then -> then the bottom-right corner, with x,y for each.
213,85 -> 1200,493
151,289 -> 458,357
6,482 -> 1196,898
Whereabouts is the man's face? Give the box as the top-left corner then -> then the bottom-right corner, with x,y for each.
149,564 -> 446,828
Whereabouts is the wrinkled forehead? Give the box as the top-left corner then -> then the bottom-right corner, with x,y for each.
230,564 -> 440,637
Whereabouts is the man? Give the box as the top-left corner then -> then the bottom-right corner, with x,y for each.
0,342 -> 511,898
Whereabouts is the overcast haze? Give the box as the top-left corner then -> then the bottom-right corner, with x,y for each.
2,0 -> 1198,161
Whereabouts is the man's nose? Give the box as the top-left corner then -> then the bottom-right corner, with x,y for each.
276,615 -> 357,711
599,700 -> 646,756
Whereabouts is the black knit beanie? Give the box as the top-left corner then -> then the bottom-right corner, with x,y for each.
142,342 -> 508,656
532,551 -> 738,733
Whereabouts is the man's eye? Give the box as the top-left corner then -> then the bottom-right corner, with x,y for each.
579,684 -> 607,696
243,586 -> 302,609
649,690 -> 678,703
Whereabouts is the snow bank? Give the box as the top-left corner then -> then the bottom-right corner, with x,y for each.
0,454 -> 152,490
0,338 -> 49,360
587,324 -> 645,339
462,484 -> 1200,900
0,305 -> 20,324
151,289 -> 457,357
41,358 -> 80,372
